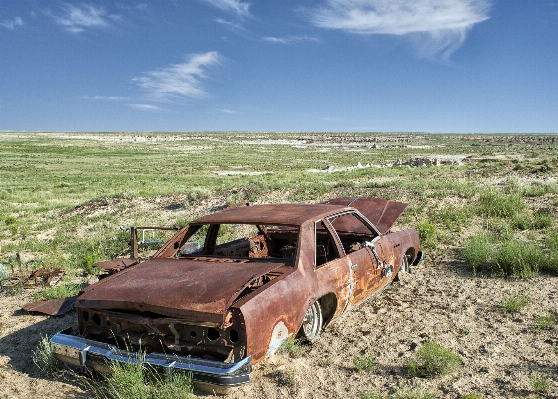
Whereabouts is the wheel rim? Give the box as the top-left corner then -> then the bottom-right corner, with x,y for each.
302,305 -> 317,337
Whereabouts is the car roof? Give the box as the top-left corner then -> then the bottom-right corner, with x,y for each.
190,203 -> 350,226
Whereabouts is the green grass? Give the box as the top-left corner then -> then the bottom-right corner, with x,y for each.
33,335 -> 63,374
31,283 -> 86,302
493,240 -> 543,278
534,311 -> 556,333
529,372 -> 550,394
501,293 -> 531,315
461,394 -> 482,399
88,361 -> 193,399
353,351 -> 376,372
279,337 -> 304,358
406,341 -> 461,378
462,232 -> 493,274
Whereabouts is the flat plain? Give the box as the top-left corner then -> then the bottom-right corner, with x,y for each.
1,132 -> 557,398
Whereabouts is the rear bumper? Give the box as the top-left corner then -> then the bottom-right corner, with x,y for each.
50,328 -> 251,388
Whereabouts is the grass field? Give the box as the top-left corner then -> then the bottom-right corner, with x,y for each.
1,132 -> 557,278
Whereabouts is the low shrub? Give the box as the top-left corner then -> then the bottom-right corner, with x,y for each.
476,190 -> 524,219
493,240 -> 543,278
33,335 -> 62,374
417,221 -> 437,249
406,341 -> 461,378
462,232 -> 493,274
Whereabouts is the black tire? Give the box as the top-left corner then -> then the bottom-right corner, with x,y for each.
299,300 -> 323,340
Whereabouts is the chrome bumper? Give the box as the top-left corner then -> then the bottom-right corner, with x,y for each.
50,329 -> 251,388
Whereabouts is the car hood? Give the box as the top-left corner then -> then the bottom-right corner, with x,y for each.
322,197 -> 408,234
76,257 -> 289,324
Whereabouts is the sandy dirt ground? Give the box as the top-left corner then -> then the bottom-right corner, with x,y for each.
1,252 -> 557,399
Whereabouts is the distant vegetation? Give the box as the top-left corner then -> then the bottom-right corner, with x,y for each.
1,132 -> 557,279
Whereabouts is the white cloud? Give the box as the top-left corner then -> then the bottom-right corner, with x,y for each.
1,17 -> 24,30
131,104 -> 166,111
53,4 -> 116,34
220,109 -> 236,114
201,0 -> 251,18
309,0 -> 491,58
264,35 -> 319,44
133,52 -> 224,101
82,95 -> 130,101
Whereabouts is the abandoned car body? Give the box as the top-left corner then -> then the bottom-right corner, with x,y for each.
51,197 -> 423,388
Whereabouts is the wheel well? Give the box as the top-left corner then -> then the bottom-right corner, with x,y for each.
404,247 -> 415,262
318,293 -> 337,328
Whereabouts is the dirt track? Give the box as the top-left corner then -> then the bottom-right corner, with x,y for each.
1,252 -> 557,398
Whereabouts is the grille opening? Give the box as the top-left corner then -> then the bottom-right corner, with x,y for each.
190,330 -> 197,338
82,310 -> 89,322
207,328 -> 220,341
230,329 -> 239,343
92,313 -> 101,325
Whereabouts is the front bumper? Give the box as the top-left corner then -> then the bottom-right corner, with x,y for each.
50,328 -> 251,388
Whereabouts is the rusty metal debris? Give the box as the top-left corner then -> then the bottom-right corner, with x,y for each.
23,296 -> 78,316
93,226 -> 180,276
51,197 -> 424,389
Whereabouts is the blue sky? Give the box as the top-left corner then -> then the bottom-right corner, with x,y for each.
1,0 -> 557,133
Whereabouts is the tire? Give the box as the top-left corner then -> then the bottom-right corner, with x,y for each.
298,300 -> 323,341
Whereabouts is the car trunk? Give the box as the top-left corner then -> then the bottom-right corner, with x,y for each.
76,257 -> 291,324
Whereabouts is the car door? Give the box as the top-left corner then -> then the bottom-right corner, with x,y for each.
325,211 -> 392,308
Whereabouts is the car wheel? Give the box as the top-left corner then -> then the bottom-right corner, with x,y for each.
299,300 -> 323,340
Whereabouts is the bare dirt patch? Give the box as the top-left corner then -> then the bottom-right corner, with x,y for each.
1,254 -> 557,398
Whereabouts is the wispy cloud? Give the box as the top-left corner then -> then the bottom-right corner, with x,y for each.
1,17 -> 24,30
52,3 -> 118,34
264,35 -> 319,44
200,0 -> 251,18
82,95 -> 130,101
131,104 -> 166,111
308,0 -> 491,58
220,109 -> 236,114
132,52 -> 224,101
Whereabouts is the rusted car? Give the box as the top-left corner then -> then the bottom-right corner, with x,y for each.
51,197 -> 423,389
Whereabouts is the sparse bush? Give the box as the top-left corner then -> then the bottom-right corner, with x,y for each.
476,190 -> 524,219
33,335 -> 62,374
186,186 -> 212,203
353,351 -> 376,372
81,253 -> 101,275
4,216 -> 16,225
406,340 -> 461,378
501,293 -> 530,315
417,221 -> 437,249
462,232 -> 493,274
493,240 -> 543,278
461,394 -> 482,399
